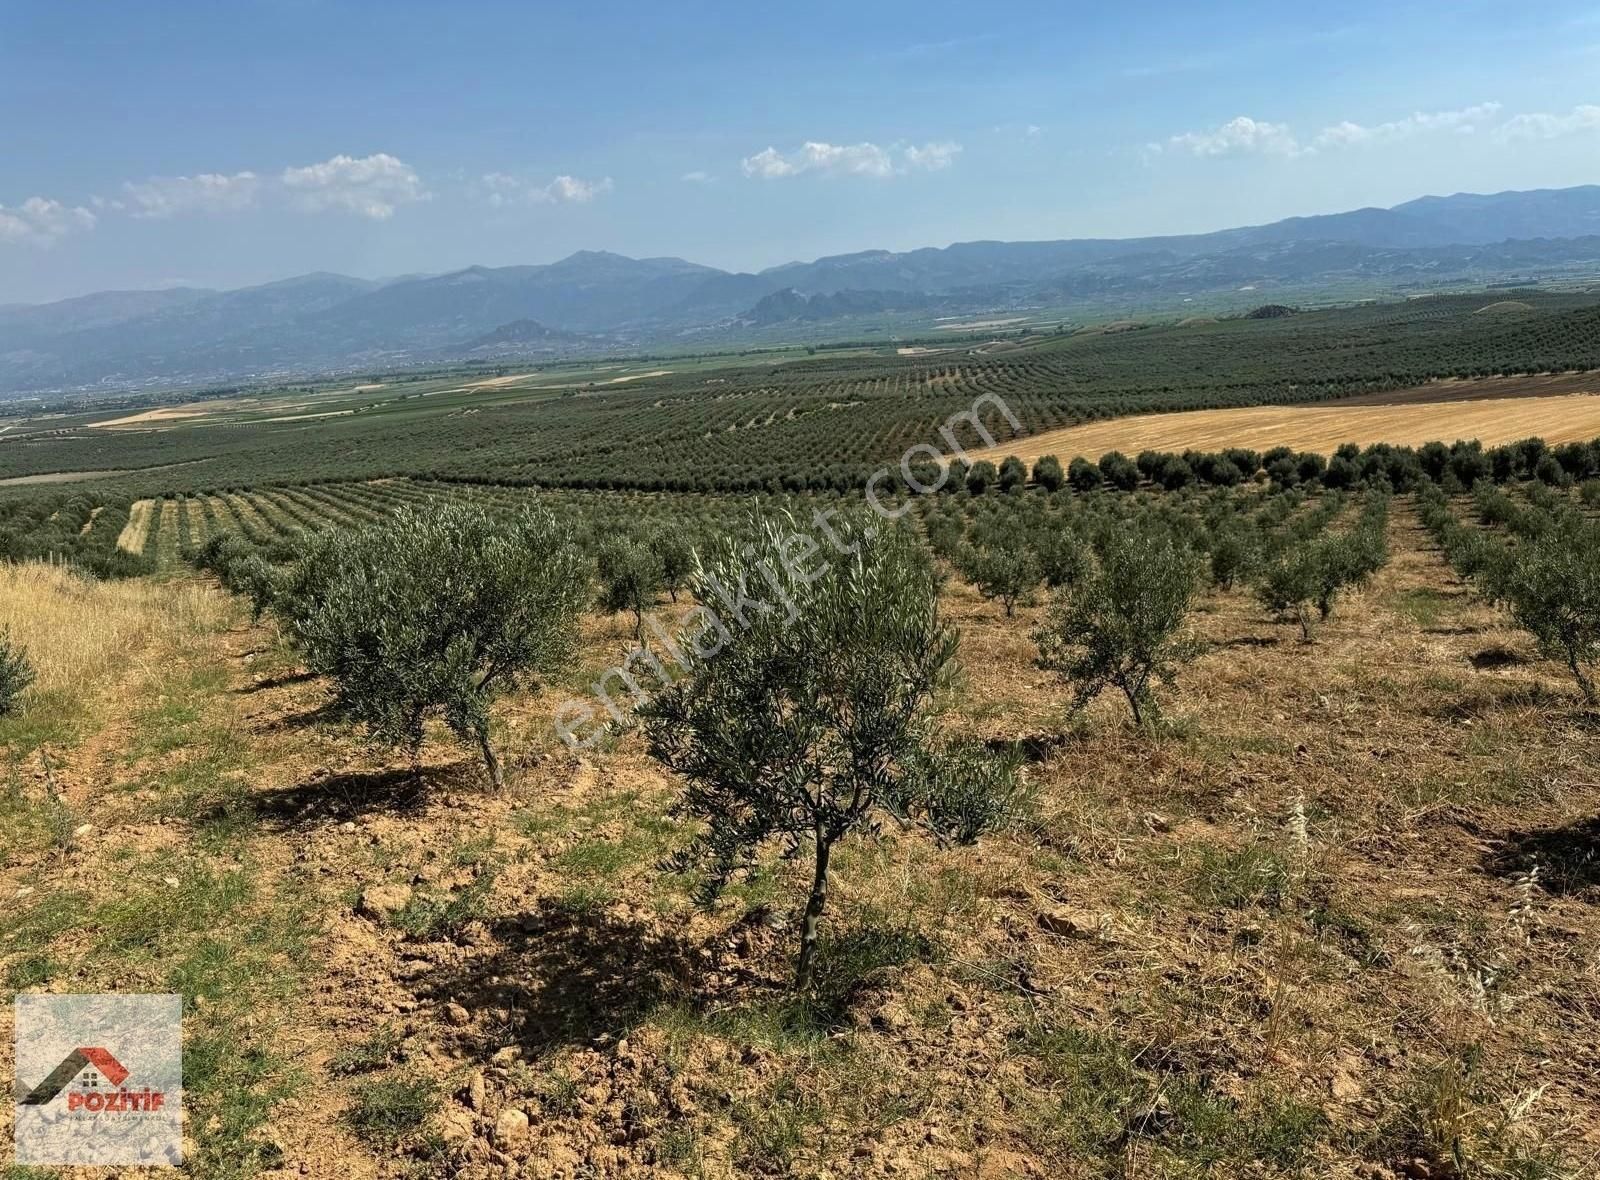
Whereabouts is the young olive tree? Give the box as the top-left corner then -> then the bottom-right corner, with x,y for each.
1035,527 -> 1088,590
287,503 -> 586,790
1256,543 -> 1322,641
0,631 -> 36,718
1498,515 -> 1600,704
643,513 -> 1017,989
1208,525 -> 1255,590
648,530 -> 695,603
1258,497 -> 1388,641
597,538 -> 664,643
1035,525 -> 1202,726
959,542 -> 1044,618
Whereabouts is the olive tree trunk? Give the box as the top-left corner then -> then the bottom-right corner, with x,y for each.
794,831 -> 834,991
476,727 -> 505,792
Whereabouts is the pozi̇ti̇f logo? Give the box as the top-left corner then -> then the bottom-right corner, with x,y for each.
13,993 -> 182,1165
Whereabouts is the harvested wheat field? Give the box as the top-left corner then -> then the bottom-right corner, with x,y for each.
976,390 -> 1600,467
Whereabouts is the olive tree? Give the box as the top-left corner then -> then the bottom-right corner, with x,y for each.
1035,525 -> 1202,725
1498,515 -> 1600,704
1256,543 -> 1322,641
286,503 -> 586,790
648,530 -> 695,603
965,460 -> 998,495
959,542 -> 1043,618
1258,526 -> 1384,641
0,631 -> 35,718
1035,527 -> 1088,590
1068,457 -> 1103,492
643,513 -> 1017,988
597,538 -> 664,643
1208,525 -> 1255,590
1098,451 -> 1141,492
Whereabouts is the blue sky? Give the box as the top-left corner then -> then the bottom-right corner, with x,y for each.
3,0 -> 1599,303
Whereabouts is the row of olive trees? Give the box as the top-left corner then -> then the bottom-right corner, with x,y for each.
229,501 -> 1019,986
1255,495 -> 1391,642
1420,486 -> 1600,705
939,482 -> 1357,624
943,490 -> 1397,719
975,434 -> 1600,500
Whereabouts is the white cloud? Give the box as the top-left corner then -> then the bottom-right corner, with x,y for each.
477,172 -> 613,206
1496,104 -> 1600,141
902,141 -> 963,171
538,175 -> 612,204
741,140 -> 961,180
681,170 -> 714,184
121,171 -> 261,218
1162,116 -> 1303,158
1157,103 -> 1528,161
478,172 -> 523,207
0,197 -> 96,246
1313,103 -> 1502,149
280,153 -> 428,219
743,141 -> 895,179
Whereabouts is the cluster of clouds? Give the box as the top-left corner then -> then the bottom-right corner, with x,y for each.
4,151 -> 625,249
6,136 -> 968,249
476,172 -> 614,207
740,139 -> 962,180
0,197 -> 97,247
1155,101 -> 1600,160
8,97 -> 1597,254
109,153 -> 429,220
4,152 -> 438,249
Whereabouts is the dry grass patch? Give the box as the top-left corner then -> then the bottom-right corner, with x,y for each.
116,497 -> 156,553
0,560 -> 225,735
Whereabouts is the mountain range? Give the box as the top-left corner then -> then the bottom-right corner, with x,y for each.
4,184 -> 1600,396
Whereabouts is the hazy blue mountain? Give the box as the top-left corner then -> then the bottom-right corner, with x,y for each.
741,288 -> 943,325
758,186 -> 1600,294
449,318 -> 596,360
4,185 -> 1600,395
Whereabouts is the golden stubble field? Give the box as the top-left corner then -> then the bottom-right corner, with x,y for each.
974,379 -> 1600,467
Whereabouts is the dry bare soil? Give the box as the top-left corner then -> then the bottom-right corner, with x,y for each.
2,505 -> 1599,1178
